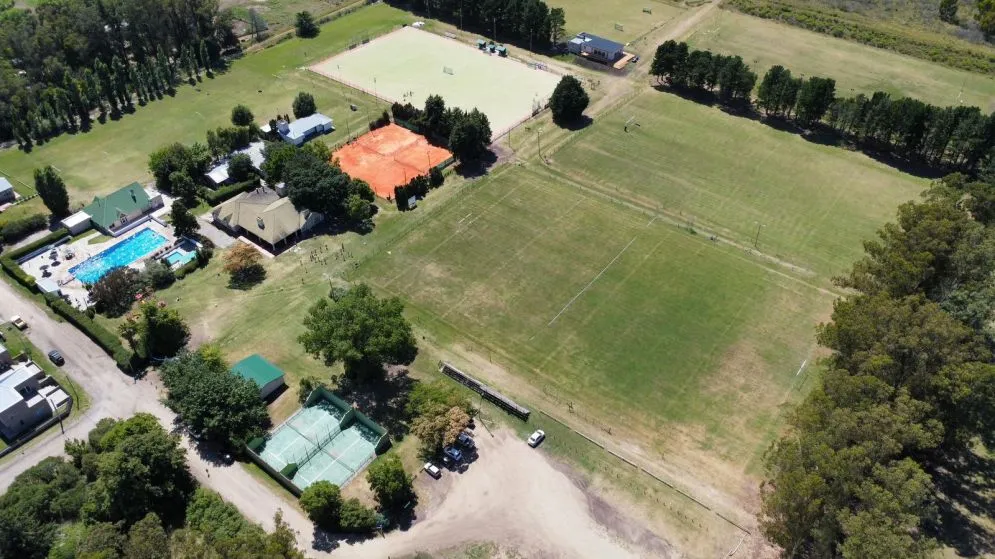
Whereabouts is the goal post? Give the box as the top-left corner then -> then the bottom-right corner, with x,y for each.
443,66 -> 454,75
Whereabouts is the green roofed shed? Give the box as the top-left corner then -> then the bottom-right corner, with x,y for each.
232,354 -> 286,400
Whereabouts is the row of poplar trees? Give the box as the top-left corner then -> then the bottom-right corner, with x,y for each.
652,40 -> 995,172
0,0 -> 239,145
388,0 -> 567,50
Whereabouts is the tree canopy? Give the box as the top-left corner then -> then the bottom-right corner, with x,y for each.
298,283 -> 418,382
90,267 -> 144,317
33,165 -> 70,217
231,104 -> 254,127
159,347 -> 270,447
283,148 -> 374,227
549,75 -> 590,125
385,0 -> 562,50
224,241 -> 265,288
121,298 -> 190,359
292,92 -> 316,119
761,179 -> 995,556
170,200 -> 199,240
366,454 -> 414,513
294,11 -> 320,38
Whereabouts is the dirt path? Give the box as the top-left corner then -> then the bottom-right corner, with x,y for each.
332,429 -> 668,559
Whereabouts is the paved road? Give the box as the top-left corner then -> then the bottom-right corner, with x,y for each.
0,278 -> 315,546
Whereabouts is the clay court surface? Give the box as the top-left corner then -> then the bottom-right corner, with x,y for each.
334,124 -> 453,198
310,26 -> 561,137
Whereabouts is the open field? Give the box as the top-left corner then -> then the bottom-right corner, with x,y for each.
311,26 -> 561,137
351,164 -> 830,486
0,3 -> 414,225
552,89 -> 927,279
687,9 -> 995,109
547,0 -> 687,43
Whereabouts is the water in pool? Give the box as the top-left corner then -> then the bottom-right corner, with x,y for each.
70,228 -> 168,284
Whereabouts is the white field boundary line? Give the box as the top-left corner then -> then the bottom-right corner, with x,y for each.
795,359 -> 808,376
546,236 -> 637,327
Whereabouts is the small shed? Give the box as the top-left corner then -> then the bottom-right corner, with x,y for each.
477,39 -> 486,50
231,354 -> 286,400
496,45 -> 508,57
60,211 -> 92,235
36,278 -> 62,296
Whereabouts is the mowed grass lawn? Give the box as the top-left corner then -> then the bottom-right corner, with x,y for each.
353,164 -> 831,472
688,10 -> 995,109
547,0 -> 686,43
552,90 -> 927,279
0,3 -> 413,223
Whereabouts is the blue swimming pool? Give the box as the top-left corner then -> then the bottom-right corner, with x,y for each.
163,239 -> 198,268
70,228 -> 168,285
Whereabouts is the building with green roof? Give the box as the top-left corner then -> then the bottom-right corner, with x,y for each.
231,354 -> 286,400
82,182 -> 163,235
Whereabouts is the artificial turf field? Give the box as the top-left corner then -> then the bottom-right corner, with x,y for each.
687,9 -> 995,109
311,26 -> 561,137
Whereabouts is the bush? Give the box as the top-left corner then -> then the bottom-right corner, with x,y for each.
200,178 -> 260,206
45,295 -> 139,372
338,499 -> 377,533
0,214 -> 48,244
429,166 -> 444,188
143,261 -> 175,289
227,154 -> 254,182
280,463 -> 298,478
3,227 -> 70,260
368,110 -> 391,131
174,259 -> 200,280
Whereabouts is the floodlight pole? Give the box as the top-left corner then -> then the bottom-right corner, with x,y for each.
753,222 -> 765,249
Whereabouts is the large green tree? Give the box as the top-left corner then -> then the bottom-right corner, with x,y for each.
299,283 -> 418,382
366,454 -> 414,513
170,200 -> 199,240
294,11 -> 320,38
89,267 -> 144,316
549,75 -> 589,125
292,92 -> 316,118
33,165 -> 70,217
125,512 -> 170,559
158,348 -> 269,447
448,109 -> 492,163
126,298 -> 190,359
299,481 -> 342,530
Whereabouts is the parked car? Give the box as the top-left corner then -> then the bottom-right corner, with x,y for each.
443,445 -> 463,463
457,431 -> 475,449
10,316 -> 27,330
527,429 -> 545,448
423,462 -> 442,479
47,350 -> 65,366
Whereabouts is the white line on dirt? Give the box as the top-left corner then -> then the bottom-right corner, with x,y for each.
547,236 -> 637,327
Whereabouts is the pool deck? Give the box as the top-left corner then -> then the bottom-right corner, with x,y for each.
19,200 -> 177,309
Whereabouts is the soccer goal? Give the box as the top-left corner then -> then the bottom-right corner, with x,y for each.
614,23 -> 624,32
443,66 -> 455,75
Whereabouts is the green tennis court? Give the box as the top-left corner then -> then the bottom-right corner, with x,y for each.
256,391 -> 387,490
310,26 -> 561,137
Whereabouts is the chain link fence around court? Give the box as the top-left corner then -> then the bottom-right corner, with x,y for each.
248,388 -> 388,492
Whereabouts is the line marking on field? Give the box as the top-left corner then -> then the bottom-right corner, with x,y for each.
547,235 -> 637,327
795,359 -> 808,376
457,212 -> 472,224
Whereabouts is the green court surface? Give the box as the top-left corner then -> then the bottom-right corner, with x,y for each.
258,399 -> 379,489
310,26 -> 561,136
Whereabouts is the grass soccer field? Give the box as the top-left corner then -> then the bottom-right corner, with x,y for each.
547,0 -> 686,43
351,163 -> 832,483
687,10 -> 995,109
0,3 -> 413,226
310,26 -> 561,137
552,90 -> 927,279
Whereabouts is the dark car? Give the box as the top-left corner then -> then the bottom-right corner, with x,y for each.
48,350 -> 65,366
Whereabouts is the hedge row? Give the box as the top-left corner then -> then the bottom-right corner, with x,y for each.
200,178 -> 260,206
44,295 -> 141,373
0,214 -> 48,244
727,0 -> 995,75
0,227 -> 70,290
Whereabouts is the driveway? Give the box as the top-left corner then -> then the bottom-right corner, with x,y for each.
197,211 -> 235,249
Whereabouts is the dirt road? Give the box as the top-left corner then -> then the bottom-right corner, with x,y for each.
333,429 -> 667,559
0,279 -> 313,539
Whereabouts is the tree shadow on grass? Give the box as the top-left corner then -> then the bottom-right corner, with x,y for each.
335,367 -> 414,438
553,115 -> 594,131
925,450 -> 995,557
454,150 -> 498,180
227,264 -> 266,290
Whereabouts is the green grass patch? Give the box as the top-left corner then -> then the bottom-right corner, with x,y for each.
352,164 -> 828,469
695,7 -> 995,105
0,3 -> 413,213
552,89 -> 926,278
546,0 -> 686,43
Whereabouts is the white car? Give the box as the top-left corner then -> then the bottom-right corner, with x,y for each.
423,462 -> 442,479
10,316 -> 27,330
527,429 -> 545,448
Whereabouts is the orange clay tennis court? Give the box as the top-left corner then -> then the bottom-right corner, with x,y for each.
333,124 -> 453,199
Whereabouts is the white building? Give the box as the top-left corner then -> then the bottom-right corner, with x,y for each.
0,177 -> 14,204
205,141 -> 267,188
0,361 -> 68,440
277,113 -> 334,146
